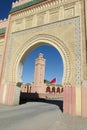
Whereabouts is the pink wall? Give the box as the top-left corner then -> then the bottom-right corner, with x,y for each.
82,87 -> 87,117
5,84 -> 15,105
0,84 -> 4,103
71,87 -> 76,115
63,87 -> 69,113
0,84 -> 16,105
63,86 -> 76,116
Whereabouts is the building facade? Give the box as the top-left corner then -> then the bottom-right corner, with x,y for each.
0,0 -> 87,117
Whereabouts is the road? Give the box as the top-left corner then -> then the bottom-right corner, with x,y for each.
0,100 -> 87,130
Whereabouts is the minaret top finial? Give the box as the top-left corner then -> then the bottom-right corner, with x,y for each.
39,53 -> 43,58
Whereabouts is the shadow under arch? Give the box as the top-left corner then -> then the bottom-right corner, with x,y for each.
12,34 -> 72,86
20,93 -> 63,112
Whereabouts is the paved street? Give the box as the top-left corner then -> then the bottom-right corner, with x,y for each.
0,100 -> 87,130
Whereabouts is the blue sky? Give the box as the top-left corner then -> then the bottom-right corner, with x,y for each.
0,0 -> 17,19
0,0 -> 64,84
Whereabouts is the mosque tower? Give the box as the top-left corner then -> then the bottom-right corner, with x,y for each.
34,53 -> 46,87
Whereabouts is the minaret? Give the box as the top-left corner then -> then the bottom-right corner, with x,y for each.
34,53 -> 46,87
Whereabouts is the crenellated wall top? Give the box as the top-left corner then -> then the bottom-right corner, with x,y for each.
12,0 -> 33,8
0,18 -> 8,29
11,0 -> 80,14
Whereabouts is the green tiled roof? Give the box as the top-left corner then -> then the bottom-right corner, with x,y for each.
0,27 -> 6,35
10,0 -> 45,13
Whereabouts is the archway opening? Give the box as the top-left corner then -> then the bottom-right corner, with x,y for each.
19,44 -> 63,111
22,45 -> 63,84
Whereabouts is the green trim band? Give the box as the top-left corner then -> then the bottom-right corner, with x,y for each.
10,0 -> 45,13
0,27 -> 6,35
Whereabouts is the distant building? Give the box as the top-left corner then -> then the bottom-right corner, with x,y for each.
21,53 -> 63,98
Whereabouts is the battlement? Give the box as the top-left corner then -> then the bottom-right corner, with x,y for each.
11,0 -> 77,13
12,0 -> 32,8
0,18 -> 8,31
11,0 -> 45,13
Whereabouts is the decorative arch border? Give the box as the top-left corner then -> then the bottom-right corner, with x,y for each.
12,34 -> 72,86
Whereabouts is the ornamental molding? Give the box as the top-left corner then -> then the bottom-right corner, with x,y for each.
11,0 -> 80,21
4,17 -> 82,86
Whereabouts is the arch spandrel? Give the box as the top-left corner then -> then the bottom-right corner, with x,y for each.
4,17 -> 81,87
11,34 -> 74,86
